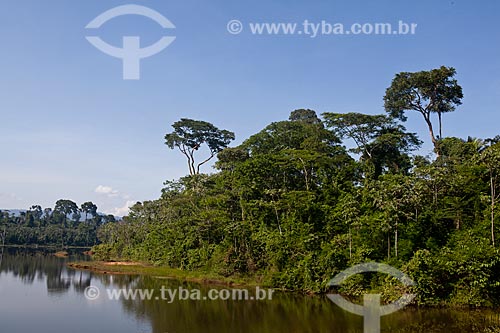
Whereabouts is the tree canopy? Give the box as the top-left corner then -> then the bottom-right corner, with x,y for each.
165,118 -> 235,175
384,66 -> 463,155
1,200 -> 114,247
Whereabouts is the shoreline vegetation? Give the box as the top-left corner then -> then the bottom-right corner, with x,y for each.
67,261 -> 259,288
0,244 -> 91,249
67,260 -> 500,310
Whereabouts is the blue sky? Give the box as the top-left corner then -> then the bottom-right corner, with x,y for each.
1,0 -> 499,214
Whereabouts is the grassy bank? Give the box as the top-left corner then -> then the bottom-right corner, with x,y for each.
1,244 -> 91,249
67,261 -> 264,288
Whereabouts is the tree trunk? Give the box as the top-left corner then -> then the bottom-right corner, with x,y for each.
395,221 -> 398,258
62,216 -> 67,248
298,157 -> 310,191
423,113 -> 440,157
0,227 -> 5,267
438,112 -> 443,139
387,234 -> 391,259
348,225 -> 352,259
273,202 -> 282,235
190,153 -> 196,175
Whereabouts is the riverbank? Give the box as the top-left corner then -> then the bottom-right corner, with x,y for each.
67,261 -> 262,288
60,259 -> 500,310
7,252 -> 500,333
67,260 -> 500,308
1,244 -> 91,249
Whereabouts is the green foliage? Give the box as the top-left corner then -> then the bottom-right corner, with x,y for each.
323,112 -> 421,178
384,66 -> 463,121
289,108 -> 322,124
165,118 -> 235,175
91,73 -> 500,306
406,232 -> 500,307
1,200 -> 113,248
384,66 -> 463,153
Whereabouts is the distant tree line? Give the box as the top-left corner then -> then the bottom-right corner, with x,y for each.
0,200 -> 117,247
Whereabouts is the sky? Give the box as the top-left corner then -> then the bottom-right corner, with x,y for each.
0,0 -> 499,215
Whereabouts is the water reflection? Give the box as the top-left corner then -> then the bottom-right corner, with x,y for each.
0,248 -> 499,333
0,248 -> 92,295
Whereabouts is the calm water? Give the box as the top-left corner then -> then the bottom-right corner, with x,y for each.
0,248 -> 499,333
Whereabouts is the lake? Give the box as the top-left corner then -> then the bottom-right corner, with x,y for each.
0,248 -> 499,333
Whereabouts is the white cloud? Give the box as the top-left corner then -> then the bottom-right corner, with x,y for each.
95,185 -> 119,197
94,185 -> 136,217
105,200 -> 136,217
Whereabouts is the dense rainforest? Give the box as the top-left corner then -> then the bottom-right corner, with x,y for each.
45,66 -> 500,306
0,200 -> 117,247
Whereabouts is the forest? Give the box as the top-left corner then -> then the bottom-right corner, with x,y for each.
64,66 -> 500,305
0,200 -> 116,247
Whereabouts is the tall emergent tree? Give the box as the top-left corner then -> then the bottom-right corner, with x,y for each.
165,118 -> 235,175
53,199 -> 79,247
28,205 -> 43,224
384,66 -> 463,156
81,202 -> 98,222
323,112 -> 391,160
54,199 -> 79,227
323,112 -> 421,178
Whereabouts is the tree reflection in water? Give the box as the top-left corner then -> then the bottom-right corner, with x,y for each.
1,249 -> 500,333
0,248 -> 92,295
